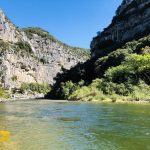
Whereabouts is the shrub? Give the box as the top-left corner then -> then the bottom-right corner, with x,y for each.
69,79 -> 150,102
69,86 -> 106,101
141,46 -> 150,54
16,41 -> 32,54
94,35 -> 150,78
60,80 -> 85,99
0,87 -> 9,98
61,81 -> 78,99
105,54 -> 150,84
130,81 -> 150,101
94,48 -> 132,77
40,57 -> 48,64
0,40 -> 9,52
20,83 -> 51,94
100,81 -> 133,96
11,75 -> 17,81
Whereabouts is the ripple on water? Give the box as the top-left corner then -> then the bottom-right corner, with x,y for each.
0,101 -> 150,150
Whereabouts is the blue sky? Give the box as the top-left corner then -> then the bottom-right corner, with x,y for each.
0,0 -> 122,48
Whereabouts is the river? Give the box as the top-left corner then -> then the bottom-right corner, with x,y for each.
0,100 -> 150,150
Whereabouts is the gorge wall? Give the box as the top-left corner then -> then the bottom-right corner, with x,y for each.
91,0 -> 150,57
0,9 -> 89,93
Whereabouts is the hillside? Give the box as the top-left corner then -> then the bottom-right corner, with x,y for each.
0,9 -> 89,99
47,0 -> 150,102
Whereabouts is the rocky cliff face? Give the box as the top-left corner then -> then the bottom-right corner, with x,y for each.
0,9 -> 89,92
91,0 -> 150,57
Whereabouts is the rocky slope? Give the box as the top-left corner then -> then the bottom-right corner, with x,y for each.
91,0 -> 150,57
0,9 -> 89,97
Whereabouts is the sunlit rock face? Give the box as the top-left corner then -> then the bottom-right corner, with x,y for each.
91,0 -> 150,57
0,9 -> 89,90
0,9 -> 20,43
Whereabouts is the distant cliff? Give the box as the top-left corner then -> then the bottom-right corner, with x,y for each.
91,0 -> 150,57
0,9 -> 89,97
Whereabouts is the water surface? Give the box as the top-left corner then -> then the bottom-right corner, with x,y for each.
0,100 -> 150,150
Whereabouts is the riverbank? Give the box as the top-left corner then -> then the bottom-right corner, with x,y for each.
90,99 -> 150,105
0,99 -> 68,103
0,97 -> 150,104
0,93 -> 45,103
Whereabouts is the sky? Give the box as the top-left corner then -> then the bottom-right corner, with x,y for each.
0,0 -> 122,48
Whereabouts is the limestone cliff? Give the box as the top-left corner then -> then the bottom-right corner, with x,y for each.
91,0 -> 150,57
0,9 -> 89,95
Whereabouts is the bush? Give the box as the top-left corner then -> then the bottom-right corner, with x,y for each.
0,40 -> 9,52
94,48 -> 132,77
123,35 -> 150,54
94,35 -> 150,78
16,41 -> 32,54
20,83 -> 51,94
69,79 -> 150,102
60,80 -> 84,99
69,86 -> 106,101
130,81 -> 150,101
11,75 -> 17,81
105,54 -> 150,84
40,57 -> 48,64
99,81 -> 133,96
141,46 -> 150,54
0,87 -> 9,98
61,81 -> 78,99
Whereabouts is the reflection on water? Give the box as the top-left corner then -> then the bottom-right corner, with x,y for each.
0,100 -> 150,150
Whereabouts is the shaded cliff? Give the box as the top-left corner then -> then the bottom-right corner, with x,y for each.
91,0 -> 150,57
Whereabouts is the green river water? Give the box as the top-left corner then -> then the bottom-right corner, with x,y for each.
0,100 -> 150,150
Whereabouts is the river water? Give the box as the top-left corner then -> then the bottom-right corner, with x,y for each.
0,100 -> 150,150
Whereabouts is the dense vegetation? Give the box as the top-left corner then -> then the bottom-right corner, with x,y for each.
20,83 -> 51,95
46,35 -> 150,102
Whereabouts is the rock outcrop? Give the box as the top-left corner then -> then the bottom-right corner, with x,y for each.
0,9 -> 89,93
91,0 -> 150,57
